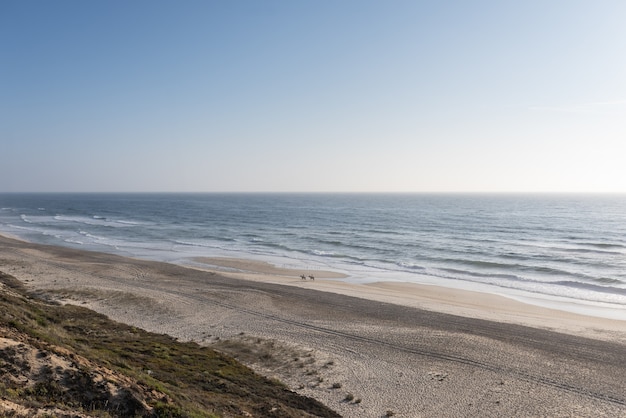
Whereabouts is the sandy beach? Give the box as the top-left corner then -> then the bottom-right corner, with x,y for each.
1,234 -> 625,417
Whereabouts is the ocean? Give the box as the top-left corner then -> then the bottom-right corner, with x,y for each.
1,193 -> 625,320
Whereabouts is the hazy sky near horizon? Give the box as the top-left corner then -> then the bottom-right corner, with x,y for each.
2,1 -> 625,193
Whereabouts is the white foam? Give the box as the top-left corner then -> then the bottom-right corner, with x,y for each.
313,250 -> 335,256
64,239 -> 84,245
53,215 -> 142,228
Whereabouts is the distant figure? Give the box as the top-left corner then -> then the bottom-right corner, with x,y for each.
300,274 -> 307,280
308,275 -> 315,280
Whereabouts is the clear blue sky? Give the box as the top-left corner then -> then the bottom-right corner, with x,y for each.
2,1 -> 625,192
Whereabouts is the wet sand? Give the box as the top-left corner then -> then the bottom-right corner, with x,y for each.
1,235 -> 625,417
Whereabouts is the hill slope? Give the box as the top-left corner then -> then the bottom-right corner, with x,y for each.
0,271 -> 340,418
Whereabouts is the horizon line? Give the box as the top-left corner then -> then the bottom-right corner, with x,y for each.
2,190 -> 626,195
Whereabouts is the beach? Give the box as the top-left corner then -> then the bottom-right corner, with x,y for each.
1,234 -> 625,417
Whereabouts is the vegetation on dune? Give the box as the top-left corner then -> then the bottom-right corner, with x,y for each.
0,271 -> 340,418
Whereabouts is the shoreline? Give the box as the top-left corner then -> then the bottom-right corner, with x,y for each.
3,225 -> 625,321
1,234 -> 625,417
1,233 -> 624,341
189,256 -> 626,342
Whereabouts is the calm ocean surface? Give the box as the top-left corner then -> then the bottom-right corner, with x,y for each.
1,193 -> 625,319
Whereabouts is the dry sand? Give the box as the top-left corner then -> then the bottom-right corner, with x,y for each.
1,234 -> 625,417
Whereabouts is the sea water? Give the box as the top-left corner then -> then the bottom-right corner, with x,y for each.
1,193 -> 625,320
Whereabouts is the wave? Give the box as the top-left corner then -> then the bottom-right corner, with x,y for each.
470,236 -> 625,258
593,277 -> 625,285
359,228 -> 407,236
564,235 -> 626,248
53,215 -> 140,228
427,256 -> 518,271
396,261 -> 426,271
248,240 -> 292,251
438,267 -> 522,282
240,233 -> 265,243
174,238 -> 235,248
416,267 -> 626,305
316,239 -> 346,247
6,224 -> 46,233
64,238 -> 84,245
552,280 -> 626,296
580,241 -> 626,249
557,247 -> 623,256
312,250 -> 335,256
411,254 -> 623,286
78,230 -> 105,241
116,219 -> 145,226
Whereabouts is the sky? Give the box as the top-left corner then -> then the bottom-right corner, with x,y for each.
1,1 -> 625,193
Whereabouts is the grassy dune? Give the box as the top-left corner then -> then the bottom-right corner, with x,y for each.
0,271 -> 340,418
